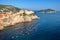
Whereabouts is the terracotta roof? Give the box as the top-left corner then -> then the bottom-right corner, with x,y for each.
12,12 -> 17,14
3,13 -> 8,16
0,13 -> 8,18
0,14 -> 4,18
0,11 -> 18,18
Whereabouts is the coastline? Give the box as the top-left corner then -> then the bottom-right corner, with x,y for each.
0,10 -> 39,30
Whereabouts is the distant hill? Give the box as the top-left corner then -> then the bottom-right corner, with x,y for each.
0,4 -> 20,12
38,9 -> 56,13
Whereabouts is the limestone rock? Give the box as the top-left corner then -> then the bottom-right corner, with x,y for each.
24,16 -> 32,22
31,15 -> 38,20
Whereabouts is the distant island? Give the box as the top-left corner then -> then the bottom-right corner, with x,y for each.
38,9 -> 56,13
0,4 -> 39,30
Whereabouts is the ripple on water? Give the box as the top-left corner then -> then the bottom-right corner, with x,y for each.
0,20 -> 39,40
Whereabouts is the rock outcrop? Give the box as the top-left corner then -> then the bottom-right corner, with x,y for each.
0,10 -> 39,30
24,16 -> 32,22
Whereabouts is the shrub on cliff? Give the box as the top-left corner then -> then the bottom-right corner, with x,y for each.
30,13 -> 35,16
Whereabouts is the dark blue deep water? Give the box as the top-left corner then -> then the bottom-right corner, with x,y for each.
0,11 -> 60,40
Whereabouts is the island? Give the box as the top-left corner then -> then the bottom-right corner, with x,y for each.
0,4 -> 39,30
38,9 -> 56,13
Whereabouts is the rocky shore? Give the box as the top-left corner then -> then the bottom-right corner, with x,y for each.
0,10 -> 39,30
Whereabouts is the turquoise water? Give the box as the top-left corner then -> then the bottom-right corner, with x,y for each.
0,11 -> 60,40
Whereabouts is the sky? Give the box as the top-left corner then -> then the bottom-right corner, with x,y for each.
0,0 -> 60,11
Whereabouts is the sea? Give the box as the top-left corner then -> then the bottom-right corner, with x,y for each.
0,11 -> 60,40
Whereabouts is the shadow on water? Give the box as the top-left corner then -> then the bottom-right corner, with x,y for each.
0,11 -> 60,40
0,19 -> 40,40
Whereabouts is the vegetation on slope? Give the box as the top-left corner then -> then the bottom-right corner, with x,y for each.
38,9 -> 55,13
0,4 -> 20,12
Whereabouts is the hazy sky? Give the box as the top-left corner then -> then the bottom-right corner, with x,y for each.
0,0 -> 60,10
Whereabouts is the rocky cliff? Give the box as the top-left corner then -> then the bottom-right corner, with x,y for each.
0,11 -> 39,30
0,4 -> 39,30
